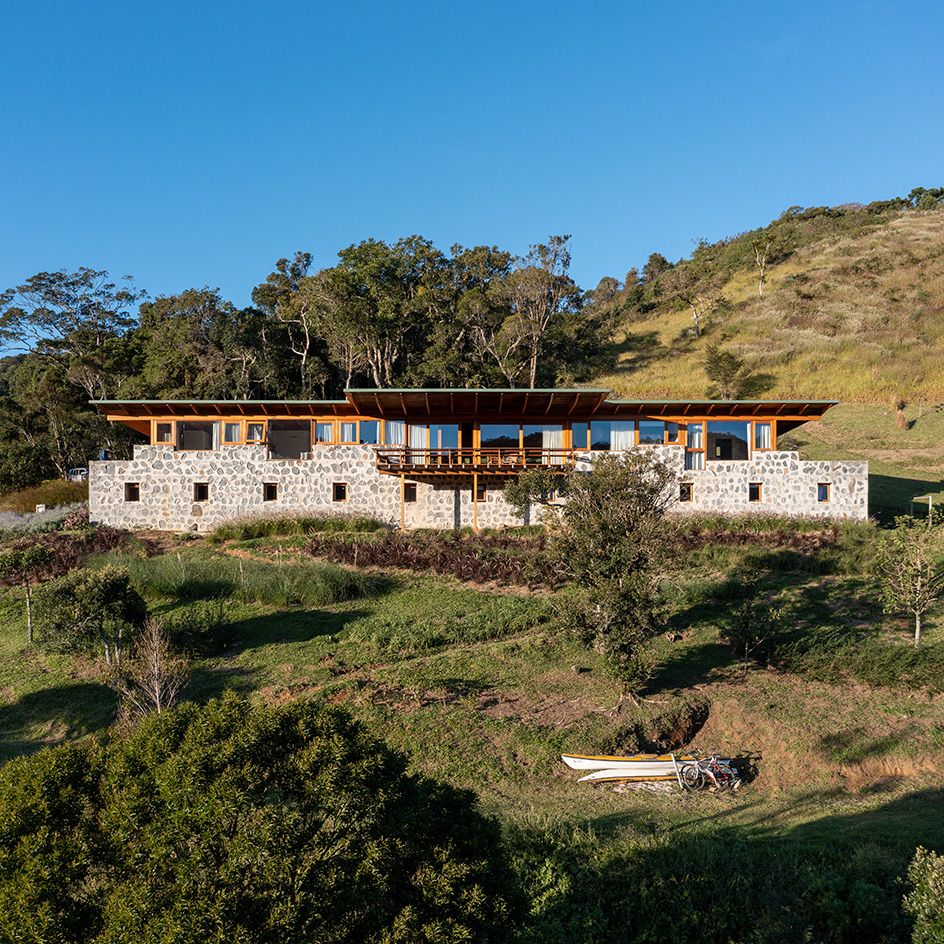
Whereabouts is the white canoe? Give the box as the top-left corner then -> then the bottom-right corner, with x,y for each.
561,753 -> 696,772
577,768 -> 681,783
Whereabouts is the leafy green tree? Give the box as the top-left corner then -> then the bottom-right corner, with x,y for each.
37,565 -> 147,667
0,694 -> 518,942
904,846 -> 944,943
0,268 -> 145,400
509,453 -> 678,696
0,544 -> 53,643
703,342 -> 768,399
877,513 -> 944,648
0,440 -> 55,493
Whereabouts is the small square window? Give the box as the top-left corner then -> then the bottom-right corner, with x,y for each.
403,482 -> 417,503
332,482 -> 348,502
359,420 -> 379,445
315,422 -> 334,443
223,422 -> 242,444
124,483 -> 140,502
817,482 -> 831,503
263,482 -> 278,502
246,422 -> 264,443
748,482 -> 763,503
155,422 -> 173,444
475,484 -> 487,502
193,482 -> 209,502
340,422 -> 357,443
679,482 -> 693,503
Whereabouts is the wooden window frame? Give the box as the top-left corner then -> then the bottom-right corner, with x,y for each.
475,483 -> 487,502
263,482 -> 278,502
153,420 -> 175,446
403,482 -> 417,503
748,482 -> 763,503
679,482 -> 693,503
222,420 -> 244,446
358,419 -> 381,445
685,421 -> 706,467
817,482 -> 831,503
313,420 -> 337,445
332,482 -> 348,503
124,482 -> 140,502
637,419 -> 665,447
193,482 -> 209,502
665,422 -> 684,446
752,421 -> 775,453
339,421 -> 359,445
246,421 -> 266,444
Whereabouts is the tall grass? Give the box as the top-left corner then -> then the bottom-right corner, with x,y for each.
0,480 -> 88,513
119,549 -> 375,608
207,513 -> 387,544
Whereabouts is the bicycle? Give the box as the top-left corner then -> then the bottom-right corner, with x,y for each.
678,752 -> 741,791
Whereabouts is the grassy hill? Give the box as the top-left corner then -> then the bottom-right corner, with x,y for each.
591,204 -> 944,520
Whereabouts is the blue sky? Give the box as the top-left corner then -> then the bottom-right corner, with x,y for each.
2,1 -> 941,305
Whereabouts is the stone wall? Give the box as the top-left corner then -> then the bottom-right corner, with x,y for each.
89,443 -> 868,532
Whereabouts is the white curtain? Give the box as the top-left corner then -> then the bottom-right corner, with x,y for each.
610,421 -> 634,451
385,420 -> 405,445
754,422 -> 771,450
542,426 -> 563,463
687,423 -> 703,449
211,421 -> 221,450
409,425 -> 427,448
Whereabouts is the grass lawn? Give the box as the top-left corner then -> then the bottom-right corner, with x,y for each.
1,538 -> 943,940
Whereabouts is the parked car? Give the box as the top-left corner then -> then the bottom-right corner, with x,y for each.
68,467 -> 89,482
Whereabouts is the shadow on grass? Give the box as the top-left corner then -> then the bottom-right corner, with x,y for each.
0,682 -> 118,763
869,471 -> 944,525
514,786 -> 944,943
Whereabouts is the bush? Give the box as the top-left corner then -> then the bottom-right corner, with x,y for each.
904,847 -> 944,943
123,550 -> 374,608
207,513 -> 387,544
0,443 -> 55,494
0,694 -> 518,942
0,502 -> 89,535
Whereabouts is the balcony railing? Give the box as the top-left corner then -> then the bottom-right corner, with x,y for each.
374,446 -> 575,475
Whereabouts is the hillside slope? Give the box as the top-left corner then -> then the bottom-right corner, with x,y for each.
598,208 -> 944,403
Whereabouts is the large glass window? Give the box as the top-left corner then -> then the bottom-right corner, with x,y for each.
177,421 -> 217,450
384,420 -> 405,445
340,421 -> 357,443
430,424 -> 459,449
638,420 -> 664,445
590,420 -> 634,451
359,420 -> 379,444
707,421 -> 750,461
480,424 -> 519,448
523,424 -> 563,448
268,420 -> 312,459
571,422 -> 589,450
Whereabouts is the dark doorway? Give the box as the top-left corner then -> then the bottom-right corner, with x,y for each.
268,420 -> 311,459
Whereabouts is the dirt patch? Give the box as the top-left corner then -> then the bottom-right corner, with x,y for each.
477,691 -> 604,727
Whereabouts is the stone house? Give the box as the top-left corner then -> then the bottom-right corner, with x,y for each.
89,388 -> 868,531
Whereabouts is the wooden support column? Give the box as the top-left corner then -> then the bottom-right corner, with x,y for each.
400,472 -> 405,531
472,472 -> 478,531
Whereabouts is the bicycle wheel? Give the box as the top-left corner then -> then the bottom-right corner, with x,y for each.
681,764 -> 705,790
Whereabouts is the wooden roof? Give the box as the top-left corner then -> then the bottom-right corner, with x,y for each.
92,390 -> 838,425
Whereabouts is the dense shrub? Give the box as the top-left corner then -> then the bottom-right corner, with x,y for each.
0,501 -> 89,535
904,847 -> 944,943
0,527 -> 125,584
123,550 -> 374,608
207,512 -> 386,544
0,694 -> 518,943
306,529 -> 560,588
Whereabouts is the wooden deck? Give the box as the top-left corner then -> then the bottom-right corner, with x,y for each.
374,447 -> 575,476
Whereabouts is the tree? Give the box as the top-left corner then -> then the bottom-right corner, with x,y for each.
0,440 -> 55,493
703,342 -> 768,399
877,513 -> 944,648
0,694 -> 518,942
713,577 -> 789,677
0,544 -> 52,644
904,846 -> 944,943
662,265 -> 725,338
36,565 -> 147,667
497,236 -> 583,387
0,268 -> 145,400
641,252 -> 672,284
749,236 -> 775,296
109,618 -> 189,722
509,453 -> 678,696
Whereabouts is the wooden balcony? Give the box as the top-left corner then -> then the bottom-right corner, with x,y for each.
374,446 -> 575,476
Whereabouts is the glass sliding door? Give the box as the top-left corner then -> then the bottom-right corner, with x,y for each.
523,424 -> 563,464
